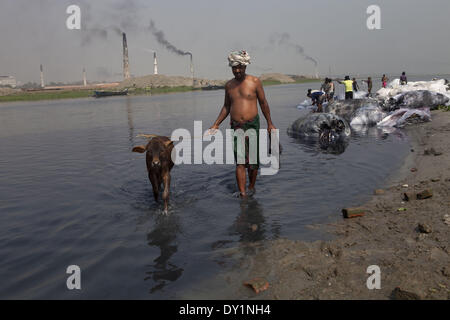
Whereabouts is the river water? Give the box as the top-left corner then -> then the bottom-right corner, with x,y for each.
0,82 -> 412,299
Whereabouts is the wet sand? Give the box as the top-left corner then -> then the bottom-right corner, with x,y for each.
220,110 -> 450,300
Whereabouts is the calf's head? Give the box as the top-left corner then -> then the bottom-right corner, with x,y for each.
132,137 -> 174,169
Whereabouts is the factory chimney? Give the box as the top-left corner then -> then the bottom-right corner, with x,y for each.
83,68 -> 87,86
315,66 -> 319,79
122,32 -> 130,80
153,52 -> 158,75
40,64 -> 45,88
190,55 -> 194,86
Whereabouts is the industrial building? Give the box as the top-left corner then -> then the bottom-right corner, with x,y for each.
0,75 -> 17,88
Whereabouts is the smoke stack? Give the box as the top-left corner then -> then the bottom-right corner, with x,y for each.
122,32 -> 130,80
83,68 -> 87,86
153,52 -> 158,75
315,66 -> 319,79
190,55 -> 194,86
40,64 -> 45,88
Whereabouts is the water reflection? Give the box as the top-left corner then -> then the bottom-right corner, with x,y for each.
289,135 -> 349,155
144,214 -> 183,293
289,124 -> 409,155
229,197 -> 266,243
351,125 -> 407,141
125,97 -> 135,144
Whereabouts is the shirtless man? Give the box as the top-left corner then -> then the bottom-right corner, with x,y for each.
362,77 -> 372,97
209,51 -> 276,197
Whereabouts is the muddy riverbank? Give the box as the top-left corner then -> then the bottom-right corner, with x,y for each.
213,110 -> 450,300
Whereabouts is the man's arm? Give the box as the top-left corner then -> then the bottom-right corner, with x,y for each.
210,86 -> 231,130
255,78 -> 276,131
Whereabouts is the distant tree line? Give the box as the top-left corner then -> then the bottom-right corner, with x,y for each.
19,81 -> 85,89
20,82 -> 41,89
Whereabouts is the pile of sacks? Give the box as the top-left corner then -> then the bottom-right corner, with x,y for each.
377,78 -> 450,111
298,78 -> 449,128
377,108 -> 431,128
375,78 -> 449,127
377,78 -> 450,101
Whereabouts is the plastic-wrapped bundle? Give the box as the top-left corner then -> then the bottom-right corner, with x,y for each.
377,108 -> 431,128
350,105 -> 387,126
377,79 -> 450,101
296,99 -> 316,111
288,113 -> 351,137
386,90 -> 450,110
297,99 -> 312,107
288,113 -> 351,154
326,98 -> 380,123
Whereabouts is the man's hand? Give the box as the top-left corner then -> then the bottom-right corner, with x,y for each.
205,124 -> 219,136
267,123 -> 277,133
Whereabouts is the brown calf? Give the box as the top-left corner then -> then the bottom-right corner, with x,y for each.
132,136 -> 174,213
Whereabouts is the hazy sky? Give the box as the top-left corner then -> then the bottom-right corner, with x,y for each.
1,0 -> 450,83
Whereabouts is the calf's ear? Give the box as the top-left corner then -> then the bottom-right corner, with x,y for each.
164,140 -> 174,148
132,145 -> 147,153
136,134 -> 158,140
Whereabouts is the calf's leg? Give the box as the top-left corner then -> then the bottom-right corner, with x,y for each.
149,172 -> 160,202
162,173 -> 171,213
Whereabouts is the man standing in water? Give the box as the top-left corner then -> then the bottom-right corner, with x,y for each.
363,77 -> 372,97
320,78 -> 334,102
326,78 -> 335,102
337,76 -> 354,100
382,74 -> 389,88
400,72 -> 408,85
352,77 -> 359,92
209,51 -> 276,197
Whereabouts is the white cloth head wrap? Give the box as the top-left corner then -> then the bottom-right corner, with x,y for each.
228,50 -> 251,67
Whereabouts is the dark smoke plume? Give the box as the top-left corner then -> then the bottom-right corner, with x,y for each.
148,20 -> 192,58
78,0 -> 143,46
270,32 -> 317,66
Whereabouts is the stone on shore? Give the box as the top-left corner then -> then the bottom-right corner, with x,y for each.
417,223 -> 432,234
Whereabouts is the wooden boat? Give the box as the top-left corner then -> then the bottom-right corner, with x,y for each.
93,89 -> 128,98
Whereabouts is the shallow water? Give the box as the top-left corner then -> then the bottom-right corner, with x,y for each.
0,83 -> 410,299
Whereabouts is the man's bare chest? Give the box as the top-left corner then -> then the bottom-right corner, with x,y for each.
228,86 -> 257,101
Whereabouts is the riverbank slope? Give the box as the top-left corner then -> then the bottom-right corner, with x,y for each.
0,74 -> 320,103
222,110 -> 450,300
